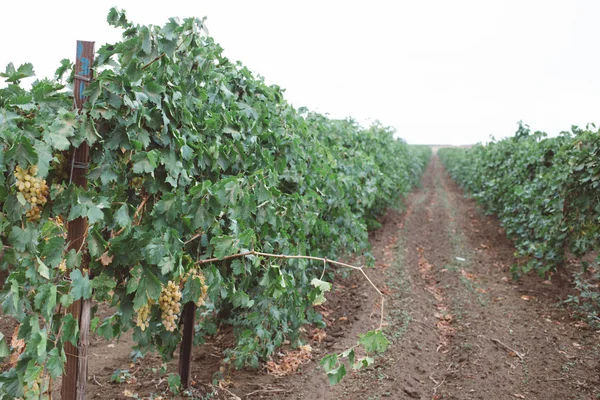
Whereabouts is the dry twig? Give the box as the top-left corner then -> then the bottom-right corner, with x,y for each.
245,388 -> 293,398
491,338 -> 525,360
196,250 -> 386,330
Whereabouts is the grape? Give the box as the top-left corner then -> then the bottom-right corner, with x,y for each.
14,165 -> 49,221
136,302 -> 153,331
159,281 -> 181,332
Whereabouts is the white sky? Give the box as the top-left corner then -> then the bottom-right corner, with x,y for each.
1,0 -> 599,145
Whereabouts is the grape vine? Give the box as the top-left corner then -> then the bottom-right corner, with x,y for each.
0,8 -> 430,398
439,124 -> 600,325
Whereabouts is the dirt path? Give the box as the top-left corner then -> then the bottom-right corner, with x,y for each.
243,155 -> 599,400
315,155 -> 600,400
83,156 -> 599,399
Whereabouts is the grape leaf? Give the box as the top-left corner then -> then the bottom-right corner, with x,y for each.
70,270 -> 92,300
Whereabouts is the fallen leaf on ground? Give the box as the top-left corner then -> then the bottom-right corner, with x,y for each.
266,345 -> 312,376
122,390 -> 137,398
311,329 -> 326,342
520,295 -> 531,301
460,269 -> 477,281
513,394 -> 526,399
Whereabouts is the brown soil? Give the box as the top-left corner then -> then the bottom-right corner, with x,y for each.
6,156 -> 599,399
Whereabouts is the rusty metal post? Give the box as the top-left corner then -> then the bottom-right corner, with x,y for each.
62,40 -> 94,400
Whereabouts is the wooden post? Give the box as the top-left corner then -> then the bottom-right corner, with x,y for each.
62,40 -> 95,400
178,302 -> 197,388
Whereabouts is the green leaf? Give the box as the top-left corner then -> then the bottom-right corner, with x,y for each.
70,269 -> 92,300
182,273 -> 204,304
41,236 -> 65,268
36,257 -> 50,280
340,348 -> 355,366
358,330 -> 389,354
97,319 -> 115,340
106,7 -> 131,28
47,115 -> 75,150
90,273 -> 117,302
320,353 -> 338,372
34,283 -> 57,320
325,364 -> 346,385
167,373 -> 181,395
33,141 -> 53,178
158,256 -> 176,275
87,230 -> 107,258
2,279 -> 25,321
310,278 -> 332,306
132,269 -> 162,310
144,241 -> 166,265
114,204 -> 131,228
0,62 -> 35,83
231,290 -> 254,309
0,368 -> 24,397
55,58 -> 73,81
211,235 -> 236,259
133,150 -> 159,175
353,356 -> 374,369
34,330 -> 48,361
46,347 -> 66,378
9,225 -> 38,252
5,136 -> 38,166
65,249 -> 82,270
61,314 -> 79,346
127,265 -> 143,294
0,333 -> 9,358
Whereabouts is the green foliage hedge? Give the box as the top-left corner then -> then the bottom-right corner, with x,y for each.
0,8 -> 430,396
439,123 -> 600,276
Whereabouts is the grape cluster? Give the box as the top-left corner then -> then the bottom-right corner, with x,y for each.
14,165 -> 49,221
50,153 -> 70,182
136,302 -> 153,331
159,281 -> 181,332
184,269 -> 209,307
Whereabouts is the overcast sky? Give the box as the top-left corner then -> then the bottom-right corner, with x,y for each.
1,0 -> 599,145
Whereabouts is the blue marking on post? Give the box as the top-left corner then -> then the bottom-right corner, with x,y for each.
79,82 -> 85,99
80,57 -> 90,75
77,41 -> 83,58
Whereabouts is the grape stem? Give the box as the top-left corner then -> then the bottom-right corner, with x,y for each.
195,250 -> 386,330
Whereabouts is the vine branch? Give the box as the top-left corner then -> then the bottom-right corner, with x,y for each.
196,250 -> 386,330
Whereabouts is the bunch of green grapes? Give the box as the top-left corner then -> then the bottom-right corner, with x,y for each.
14,165 -> 49,221
183,269 -> 209,307
50,153 -> 70,183
136,301 -> 153,331
159,281 -> 182,332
